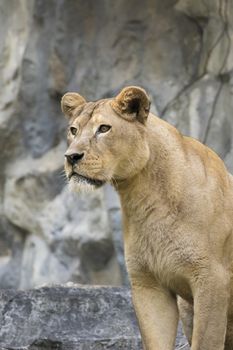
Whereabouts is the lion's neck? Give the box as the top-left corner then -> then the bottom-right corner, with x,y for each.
114,122 -> 183,225
115,158 -> 168,221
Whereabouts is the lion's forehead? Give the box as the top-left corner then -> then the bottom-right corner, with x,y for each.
73,100 -> 113,127
74,102 -> 96,119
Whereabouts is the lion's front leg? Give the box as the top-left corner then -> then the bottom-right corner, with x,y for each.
131,280 -> 179,350
191,266 -> 230,350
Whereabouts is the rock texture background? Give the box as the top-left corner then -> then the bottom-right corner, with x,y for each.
0,0 -> 233,290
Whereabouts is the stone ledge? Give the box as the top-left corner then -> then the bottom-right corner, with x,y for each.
0,285 -> 189,349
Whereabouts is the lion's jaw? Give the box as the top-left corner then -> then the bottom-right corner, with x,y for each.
68,174 -> 97,193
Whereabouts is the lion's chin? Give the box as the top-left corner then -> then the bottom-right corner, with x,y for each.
69,179 -> 95,193
68,173 -> 105,193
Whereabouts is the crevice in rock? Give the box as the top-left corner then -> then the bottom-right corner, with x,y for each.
203,81 -> 223,144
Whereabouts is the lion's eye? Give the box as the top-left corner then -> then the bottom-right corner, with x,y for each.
97,124 -> 111,134
70,127 -> 77,136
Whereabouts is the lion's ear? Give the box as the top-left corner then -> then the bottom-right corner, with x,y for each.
61,92 -> 86,119
111,86 -> 151,124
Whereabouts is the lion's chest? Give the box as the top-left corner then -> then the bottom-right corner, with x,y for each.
125,220 -> 193,301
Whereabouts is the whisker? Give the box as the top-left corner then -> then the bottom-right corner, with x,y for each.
59,174 -> 69,182
110,176 -> 118,187
59,173 -> 68,179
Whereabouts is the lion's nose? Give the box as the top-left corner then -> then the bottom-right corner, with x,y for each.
65,152 -> 84,166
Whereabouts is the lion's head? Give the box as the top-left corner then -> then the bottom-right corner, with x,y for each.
61,86 -> 151,192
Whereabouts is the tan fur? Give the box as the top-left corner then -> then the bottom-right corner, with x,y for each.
61,86 -> 233,350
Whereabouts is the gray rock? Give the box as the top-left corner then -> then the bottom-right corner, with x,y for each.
104,185 -> 129,286
0,285 -> 189,350
2,142 -> 121,288
170,0 -> 233,171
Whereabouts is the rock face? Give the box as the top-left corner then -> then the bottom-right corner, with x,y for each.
164,0 -> 233,174
0,0 -> 233,289
0,285 -> 189,350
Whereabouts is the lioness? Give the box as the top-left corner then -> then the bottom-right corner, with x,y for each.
61,86 -> 233,350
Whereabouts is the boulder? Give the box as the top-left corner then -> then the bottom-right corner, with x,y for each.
0,285 -> 189,350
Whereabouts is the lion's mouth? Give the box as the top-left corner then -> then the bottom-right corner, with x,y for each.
68,172 -> 105,188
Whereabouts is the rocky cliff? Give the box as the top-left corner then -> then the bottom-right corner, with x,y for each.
0,0 -> 232,289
